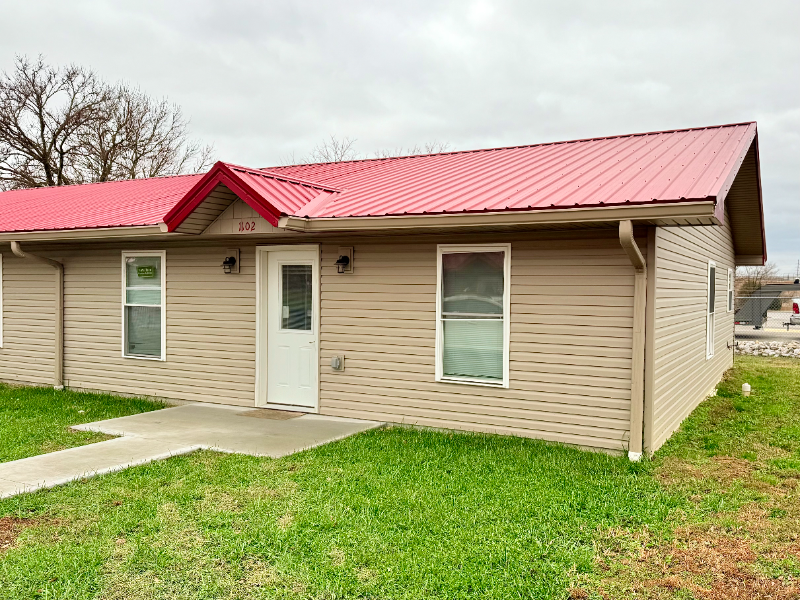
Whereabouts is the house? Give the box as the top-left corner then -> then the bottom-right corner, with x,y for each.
0,122 -> 766,458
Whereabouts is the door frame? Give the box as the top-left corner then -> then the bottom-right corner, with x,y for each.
255,244 -> 321,412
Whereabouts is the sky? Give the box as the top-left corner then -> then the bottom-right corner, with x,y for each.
1,0 -> 797,272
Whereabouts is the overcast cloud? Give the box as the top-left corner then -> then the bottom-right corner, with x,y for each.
1,0 -> 797,271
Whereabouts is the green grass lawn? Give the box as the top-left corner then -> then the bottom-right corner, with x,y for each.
1,356 -> 799,599
0,385 -> 163,462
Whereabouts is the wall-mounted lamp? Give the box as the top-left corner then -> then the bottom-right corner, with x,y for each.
222,248 -> 240,274
334,255 -> 350,273
336,246 -> 354,274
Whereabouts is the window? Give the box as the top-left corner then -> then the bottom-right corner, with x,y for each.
706,260 -> 716,359
727,267 -> 734,312
122,251 -> 165,360
436,244 -> 510,387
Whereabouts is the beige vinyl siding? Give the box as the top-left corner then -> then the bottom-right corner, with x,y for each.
174,185 -> 237,234
203,198 -> 298,236
649,217 -> 735,451
318,232 -> 636,451
60,244 -> 257,405
0,253 -> 56,385
725,143 -> 764,258
2,230 -> 642,452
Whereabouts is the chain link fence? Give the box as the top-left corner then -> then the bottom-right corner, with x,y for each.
734,291 -> 800,357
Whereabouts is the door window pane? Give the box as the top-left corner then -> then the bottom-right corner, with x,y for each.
125,305 -> 162,357
443,319 -> 503,381
281,264 -> 312,330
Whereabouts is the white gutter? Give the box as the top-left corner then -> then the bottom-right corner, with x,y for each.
0,225 -> 166,243
618,220 -> 646,461
278,201 -> 718,233
10,242 -> 64,390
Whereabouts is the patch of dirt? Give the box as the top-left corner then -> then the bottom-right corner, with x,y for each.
753,443 -> 792,462
645,534 -> 800,600
656,458 -> 705,485
197,491 -> 242,514
710,456 -> 756,482
632,529 -> 800,600
0,516 -> 31,552
656,454 -> 792,498
329,547 -> 346,566
590,511 -> 800,600
658,456 -> 756,488
277,513 -> 294,530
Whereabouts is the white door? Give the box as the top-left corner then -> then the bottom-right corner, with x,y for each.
266,249 -> 319,409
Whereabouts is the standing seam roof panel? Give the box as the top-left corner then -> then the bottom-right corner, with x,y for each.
0,122 -> 759,233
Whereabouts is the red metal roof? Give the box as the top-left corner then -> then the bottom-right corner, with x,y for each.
268,122 -> 758,218
163,162 -> 337,229
0,122 -> 760,234
0,174 -> 202,233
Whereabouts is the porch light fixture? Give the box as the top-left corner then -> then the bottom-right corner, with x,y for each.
222,256 -> 237,273
335,246 -> 354,274
222,248 -> 240,274
334,255 -> 350,274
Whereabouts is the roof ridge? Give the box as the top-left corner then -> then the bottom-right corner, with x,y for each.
224,163 -> 342,192
265,121 -> 757,170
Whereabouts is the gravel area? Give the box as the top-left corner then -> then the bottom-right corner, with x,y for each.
736,340 -> 800,358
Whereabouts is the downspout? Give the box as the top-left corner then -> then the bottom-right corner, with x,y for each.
10,242 -> 64,390
618,221 -> 646,461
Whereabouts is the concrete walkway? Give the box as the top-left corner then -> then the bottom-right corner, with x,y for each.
0,404 -> 381,499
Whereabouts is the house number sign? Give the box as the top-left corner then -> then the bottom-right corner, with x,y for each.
238,220 -> 257,232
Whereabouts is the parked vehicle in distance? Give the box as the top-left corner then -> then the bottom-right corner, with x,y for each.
791,298 -> 800,325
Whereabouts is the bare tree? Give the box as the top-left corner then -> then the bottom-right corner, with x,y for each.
736,261 -> 780,296
308,135 -> 359,163
374,140 -> 452,159
0,56 -> 107,189
82,86 -> 213,181
0,56 -> 213,190
301,136 -> 453,165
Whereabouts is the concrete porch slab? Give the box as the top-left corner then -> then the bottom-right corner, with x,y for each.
72,404 -> 382,457
0,404 -> 381,499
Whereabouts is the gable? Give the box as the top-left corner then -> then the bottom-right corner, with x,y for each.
723,141 -> 766,263
173,184 -> 238,234
202,198 -> 290,236
163,161 -> 339,234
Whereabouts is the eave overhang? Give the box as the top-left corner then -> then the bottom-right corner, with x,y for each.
278,200 -> 719,232
0,225 -> 167,242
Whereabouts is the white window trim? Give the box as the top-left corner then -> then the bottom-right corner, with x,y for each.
435,243 -> 511,388
706,260 -> 716,360
727,267 -> 734,312
121,250 -> 166,361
